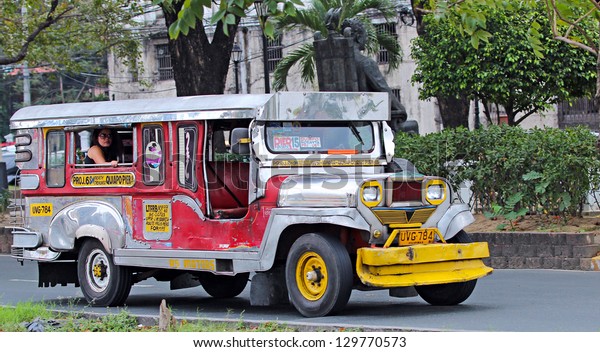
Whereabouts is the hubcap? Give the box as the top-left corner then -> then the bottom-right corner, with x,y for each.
296,251 -> 328,301
86,248 -> 111,293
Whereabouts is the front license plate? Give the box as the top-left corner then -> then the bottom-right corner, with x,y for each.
397,228 -> 436,245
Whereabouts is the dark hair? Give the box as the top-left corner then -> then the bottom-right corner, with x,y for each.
91,128 -> 123,161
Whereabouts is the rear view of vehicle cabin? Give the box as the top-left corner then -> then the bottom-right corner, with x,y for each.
9,92 -> 492,317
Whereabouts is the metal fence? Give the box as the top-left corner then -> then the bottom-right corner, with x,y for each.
558,97 -> 599,132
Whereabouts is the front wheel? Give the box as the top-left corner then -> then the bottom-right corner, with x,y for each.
77,240 -> 132,306
286,233 -> 353,317
415,230 -> 477,305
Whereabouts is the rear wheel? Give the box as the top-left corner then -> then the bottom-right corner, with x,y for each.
199,272 -> 249,298
77,240 -> 132,306
285,233 -> 353,317
415,230 -> 477,305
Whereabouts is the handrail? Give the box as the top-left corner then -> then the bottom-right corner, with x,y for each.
74,163 -> 134,168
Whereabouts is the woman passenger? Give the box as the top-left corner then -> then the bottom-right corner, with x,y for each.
84,128 -> 122,167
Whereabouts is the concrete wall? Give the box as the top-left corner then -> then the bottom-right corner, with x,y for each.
471,232 -> 600,271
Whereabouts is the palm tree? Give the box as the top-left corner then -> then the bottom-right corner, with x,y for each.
272,0 -> 403,91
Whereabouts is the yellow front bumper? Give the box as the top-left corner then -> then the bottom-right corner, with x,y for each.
356,242 -> 493,288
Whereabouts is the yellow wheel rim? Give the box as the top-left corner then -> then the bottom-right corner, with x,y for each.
295,251 -> 328,301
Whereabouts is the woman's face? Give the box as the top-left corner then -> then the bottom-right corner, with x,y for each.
97,129 -> 113,147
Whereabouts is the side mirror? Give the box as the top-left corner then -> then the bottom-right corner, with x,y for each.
230,128 -> 250,155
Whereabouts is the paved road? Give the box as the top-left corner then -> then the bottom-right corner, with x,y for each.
1,254 -> 599,332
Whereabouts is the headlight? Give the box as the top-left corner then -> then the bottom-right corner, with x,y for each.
425,180 -> 447,205
361,181 -> 382,207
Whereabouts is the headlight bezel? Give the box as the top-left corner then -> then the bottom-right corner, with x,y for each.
360,180 -> 383,207
425,179 -> 447,205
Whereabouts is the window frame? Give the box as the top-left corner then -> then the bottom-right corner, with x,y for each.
142,124 -> 165,186
45,130 -> 66,188
156,44 -> 173,81
177,124 -> 198,191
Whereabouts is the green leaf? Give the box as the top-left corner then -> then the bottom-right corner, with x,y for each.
181,8 -> 197,29
506,192 -> 524,208
283,2 -> 297,16
264,20 -> 275,38
211,9 -> 226,24
535,181 -> 549,194
224,13 -> 236,25
523,171 -> 542,181
190,0 -> 208,17
228,6 -> 246,18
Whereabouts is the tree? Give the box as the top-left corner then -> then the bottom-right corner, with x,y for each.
411,2 -> 596,126
159,1 -> 241,96
423,1 -> 600,104
271,0 -> 402,91
411,0 -> 470,128
155,0 -> 300,96
541,1 -> 600,104
0,0 -> 143,72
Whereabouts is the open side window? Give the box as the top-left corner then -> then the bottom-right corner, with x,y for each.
73,128 -> 134,167
204,120 -> 251,219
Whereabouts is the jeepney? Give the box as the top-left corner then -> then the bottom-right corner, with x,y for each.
9,92 -> 492,317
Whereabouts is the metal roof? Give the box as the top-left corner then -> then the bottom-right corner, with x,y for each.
10,92 -> 390,129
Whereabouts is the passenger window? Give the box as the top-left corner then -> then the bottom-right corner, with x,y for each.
74,128 -> 134,166
142,125 -> 164,185
177,125 -> 197,191
46,130 -> 66,187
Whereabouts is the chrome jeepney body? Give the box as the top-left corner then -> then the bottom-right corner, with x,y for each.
9,92 -> 492,317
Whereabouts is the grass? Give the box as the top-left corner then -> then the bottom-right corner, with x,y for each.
0,302 -> 298,332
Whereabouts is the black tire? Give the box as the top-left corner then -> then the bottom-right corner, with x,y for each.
199,272 -> 249,298
285,233 -> 353,317
77,240 -> 132,306
415,230 -> 477,306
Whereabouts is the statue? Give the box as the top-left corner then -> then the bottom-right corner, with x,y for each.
313,9 -> 419,134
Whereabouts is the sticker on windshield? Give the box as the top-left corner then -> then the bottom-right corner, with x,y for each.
273,136 -> 321,151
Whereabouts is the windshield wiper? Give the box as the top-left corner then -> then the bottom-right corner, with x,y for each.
349,122 -> 364,146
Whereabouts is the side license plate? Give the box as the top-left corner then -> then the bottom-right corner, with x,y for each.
397,228 -> 436,245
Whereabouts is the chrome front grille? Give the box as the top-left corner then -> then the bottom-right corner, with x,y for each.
372,207 -> 435,225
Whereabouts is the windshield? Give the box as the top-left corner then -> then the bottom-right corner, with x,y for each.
265,121 -> 374,154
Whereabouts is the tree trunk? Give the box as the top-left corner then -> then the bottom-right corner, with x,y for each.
436,95 -> 470,129
411,0 -> 428,36
161,3 -> 239,96
595,50 -> 600,107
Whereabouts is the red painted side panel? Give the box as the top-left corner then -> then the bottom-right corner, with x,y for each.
19,123 -> 290,252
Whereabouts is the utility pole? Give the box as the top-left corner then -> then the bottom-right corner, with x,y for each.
23,62 -> 31,106
22,3 -> 31,106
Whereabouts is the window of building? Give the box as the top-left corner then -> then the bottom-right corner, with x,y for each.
375,23 -> 397,64
46,130 -> 65,187
130,68 -> 139,83
142,125 -> 165,185
156,44 -> 173,80
267,36 -> 283,73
